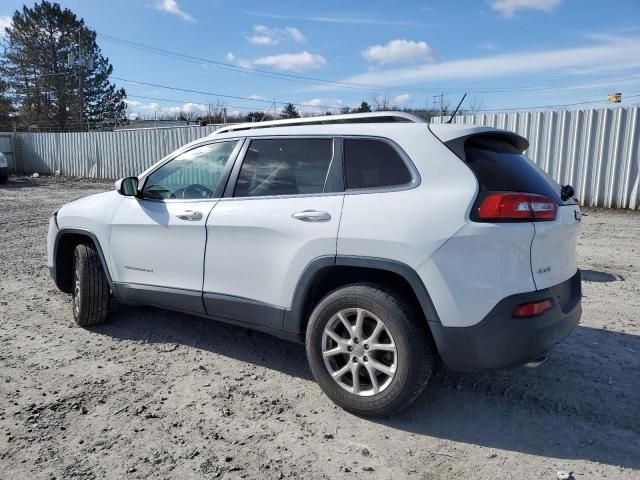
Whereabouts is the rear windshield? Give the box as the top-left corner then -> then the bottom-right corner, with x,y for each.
464,137 -> 573,205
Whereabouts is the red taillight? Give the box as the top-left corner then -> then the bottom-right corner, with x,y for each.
477,193 -> 557,221
512,299 -> 553,317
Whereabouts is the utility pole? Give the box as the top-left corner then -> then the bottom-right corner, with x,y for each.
432,93 -> 444,118
68,28 -> 93,131
261,99 -> 277,121
78,28 -> 83,130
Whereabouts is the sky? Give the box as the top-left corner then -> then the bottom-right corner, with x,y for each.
1,0 -> 640,118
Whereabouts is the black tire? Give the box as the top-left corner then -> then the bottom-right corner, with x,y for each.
305,284 -> 435,417
0,169 -> 7,184
72,243 -> 110,326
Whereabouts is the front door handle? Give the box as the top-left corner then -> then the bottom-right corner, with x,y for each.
176,210 -> 203,221
292,210 -> 332,222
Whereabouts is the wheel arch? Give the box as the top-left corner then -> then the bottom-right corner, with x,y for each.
284,256 -> 441,338
53,228 -> 115,294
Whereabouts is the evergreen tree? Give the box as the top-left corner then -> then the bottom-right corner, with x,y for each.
0,78 -> 15,131
280,103 -> 300,119
1,1 -> 126,131
353,101 -> 372,113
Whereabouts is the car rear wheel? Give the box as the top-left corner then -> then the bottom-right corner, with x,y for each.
306,284 -> 435,417
0,168 -> 8,184
72,243 -> 110,326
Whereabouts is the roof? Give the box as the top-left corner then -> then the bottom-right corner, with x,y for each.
210,111 -> 424,135
203,111 -> 525,146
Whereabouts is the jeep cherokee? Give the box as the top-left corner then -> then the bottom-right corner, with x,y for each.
47,112 -> 582,416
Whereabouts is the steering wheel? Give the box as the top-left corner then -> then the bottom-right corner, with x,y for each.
182,183 -> 213,199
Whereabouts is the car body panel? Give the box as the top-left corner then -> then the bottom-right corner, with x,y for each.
109,197 -> 217,291
417,222 -> 537,327
204,194 -> 344,310
52,191 -> 124,274
337,127 -> 478,271
531,204 -> 581,289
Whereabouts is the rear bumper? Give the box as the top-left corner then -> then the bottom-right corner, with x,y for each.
428,270 -> 581,371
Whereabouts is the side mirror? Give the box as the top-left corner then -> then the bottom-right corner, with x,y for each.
116,177 -> 139,197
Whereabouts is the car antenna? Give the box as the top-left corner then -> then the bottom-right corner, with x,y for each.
446,93 -> 467,124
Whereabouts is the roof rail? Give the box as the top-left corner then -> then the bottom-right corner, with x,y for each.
210,111 -> 425,135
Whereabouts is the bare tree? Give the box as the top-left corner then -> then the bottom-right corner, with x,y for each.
465,96 -> 485,114
371,94 -> 391,111
201,98 -> 226,124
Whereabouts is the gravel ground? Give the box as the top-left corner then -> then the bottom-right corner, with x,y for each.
0,175 -> 639,480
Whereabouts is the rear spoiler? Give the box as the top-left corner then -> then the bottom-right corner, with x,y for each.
428,124 -> 529,159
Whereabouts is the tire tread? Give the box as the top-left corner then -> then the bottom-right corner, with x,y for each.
73,243 -> 110,326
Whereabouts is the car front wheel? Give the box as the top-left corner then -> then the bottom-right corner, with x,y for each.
306,284 -> 435,417
72,243 -> 110,326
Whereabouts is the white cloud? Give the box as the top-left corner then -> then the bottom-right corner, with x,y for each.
125,99 -> 208,116
490,0 -> 562,18
246,25 -> 306,46
225,52 -> 253,69
248,94 -> 266,100
0,15 -> 12,37
285,27 -> 305,43
247,25 -> 279,45
362,40 -> 437,65
300,98 -> 344,114
124,99 -> 143,108
154,0 -> 195,22
393,94 -> 411,106
336,37 -> 640,88
165,102 -> 208,115
252,51 -> 326,71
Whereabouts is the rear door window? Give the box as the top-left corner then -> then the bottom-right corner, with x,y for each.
234,138 -> 333,197
344,138 -> 412,190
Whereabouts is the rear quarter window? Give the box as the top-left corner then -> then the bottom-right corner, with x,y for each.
344,138 -> 412,190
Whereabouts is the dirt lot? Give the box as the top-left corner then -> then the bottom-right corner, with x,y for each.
0,175 -> 639,480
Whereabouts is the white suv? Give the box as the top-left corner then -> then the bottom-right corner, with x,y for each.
47,112 -> 582,416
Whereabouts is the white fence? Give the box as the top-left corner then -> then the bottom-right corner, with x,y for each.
434,107 -> 640,209
14,125 -> 222,180
6,107 -> 640,208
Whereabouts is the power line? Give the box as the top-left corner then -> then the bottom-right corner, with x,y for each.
98,31 -> 640,95
114,76 -> 640,114
12,78 -> 639,116
111,76 -> 341,110
476,94 -> 640,112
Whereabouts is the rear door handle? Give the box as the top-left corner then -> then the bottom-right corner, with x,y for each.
176,210 -> 203,221
292,210 -> 332,222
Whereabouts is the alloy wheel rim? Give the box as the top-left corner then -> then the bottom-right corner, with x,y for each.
321,308 -> 397,397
